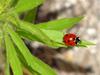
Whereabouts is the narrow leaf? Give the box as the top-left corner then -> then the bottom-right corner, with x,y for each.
36,16 -> 83,30
79,40 -> 95,45
10,15 -> 66,47
41,29 -> 64,43
17,20 -> 54,46
17,28 -> 94,48
7,26 -> 57,75
24,8 -> 37,23
17,29 -> 42,42
0,36 -> 3,47
0,29 -> 3,47
15,0 -> 44,13
17,29 -> 66,48
40,29 -> 67,48
4,30 -> 23,75
15,47 -> 39,75
5,59 -> 10,75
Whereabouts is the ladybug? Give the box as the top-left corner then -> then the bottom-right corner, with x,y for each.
63,33 -> 81,46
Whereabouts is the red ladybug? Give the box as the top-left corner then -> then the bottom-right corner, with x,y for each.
63,33 -> 81,46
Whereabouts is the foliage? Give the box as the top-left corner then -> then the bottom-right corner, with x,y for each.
0,0 -> 94,75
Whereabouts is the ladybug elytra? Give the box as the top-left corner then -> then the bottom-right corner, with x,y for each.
63,33 -> 81,46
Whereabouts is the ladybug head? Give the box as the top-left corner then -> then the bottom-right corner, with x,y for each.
75,37 -> 81,44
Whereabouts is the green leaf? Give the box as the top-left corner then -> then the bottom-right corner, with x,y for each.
4,30 -> 23,75
15,47 -> 39,75
17,20 -> 54,46
41,29 -> 95,47
5,58 -> 10,75
36,16 -> 83,30
7,26 -> 57,75
0,29 -> 3,47
17,28 -> 66,48
79,40 -> 95,45
0,36 -> 2,47
40,29 -> 67,48
15,0 -> 44,13
76,44 -> 87,47
10,0 -> 18,7
24,8 -> 37,23
76,40 -> 95,47
17,29 -> 42,42
17,27 -> 94,48
9,15 -> 66,47
41,29 -> 64,43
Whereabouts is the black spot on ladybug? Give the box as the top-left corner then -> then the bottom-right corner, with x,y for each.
68,40 -> 70,43
66,34 -> 68,36
73,38 -> 75,40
